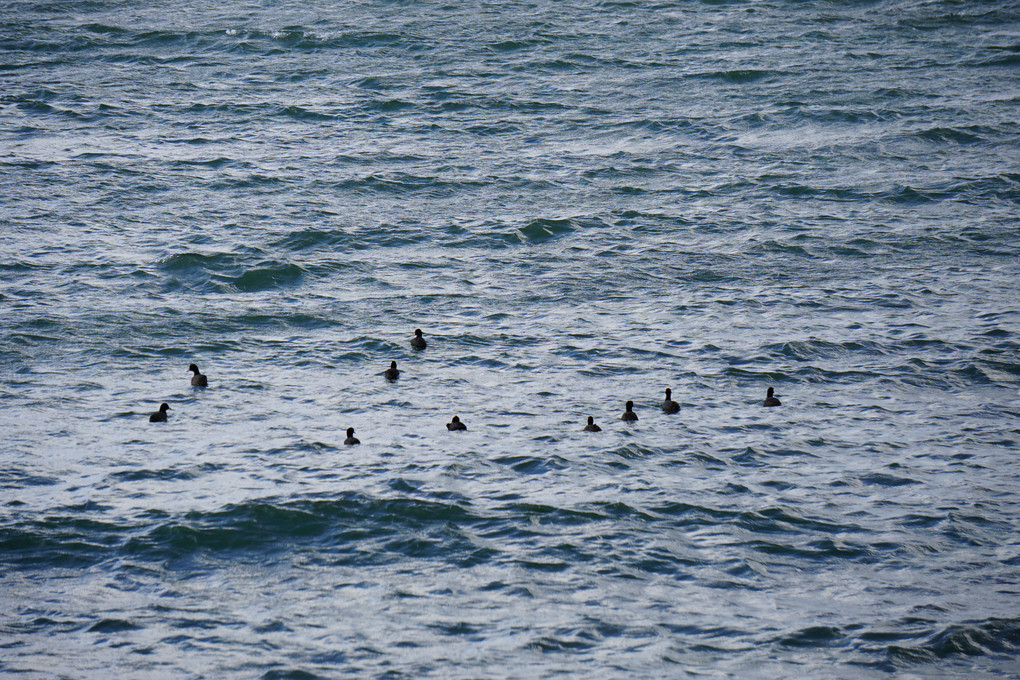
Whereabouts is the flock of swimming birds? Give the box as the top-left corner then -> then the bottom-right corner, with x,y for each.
148,328 -> 783,443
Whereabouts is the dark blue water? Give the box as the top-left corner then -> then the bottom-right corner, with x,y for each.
2,0 -> 1020,677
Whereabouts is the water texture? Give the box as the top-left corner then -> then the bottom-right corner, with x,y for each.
2,0 -> 1019,677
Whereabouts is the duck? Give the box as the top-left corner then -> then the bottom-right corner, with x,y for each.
188,363 -> 208,387
661,388 -> 680,414
621,400 -> 638,422
446,415 -> 467,431
410,328 -> 427,350
384,360 -> 400,381
149,403 -> 171,422
344,427 -> 360,445
583,416 -> 601,432
763,387 -> 781,407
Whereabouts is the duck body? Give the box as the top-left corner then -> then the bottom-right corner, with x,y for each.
149,403 -> 171,422
583,416 -> 601,432
662,388 -> 680,414
446,416 -> 467,431
188,363 -> 208,387
344,427 -> 360,445
411,328 -> 427,350
763,387 -> 782,407
384,361 -> 400,381
621,400 -> 638,422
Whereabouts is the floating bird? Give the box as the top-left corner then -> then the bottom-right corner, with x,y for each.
621,400 -> 638,422
411,328 -> 427,350
583,416 -> 601,432
149,403 -> 171,422
188,363 -> 208,387
384,360 -> 400,381
344,427 -> 360,445
447,415 -> 467,431
763,387 -> 782,407
662,388 -> 680,414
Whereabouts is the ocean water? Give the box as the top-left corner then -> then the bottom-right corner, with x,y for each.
2,0 -> 1020,677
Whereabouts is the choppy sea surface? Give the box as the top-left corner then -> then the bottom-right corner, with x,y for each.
2,0 -> 1020,677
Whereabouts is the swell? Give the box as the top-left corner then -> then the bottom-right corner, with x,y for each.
884,618 -> 1020,663
3,25 -> 425,57
0,495 -> 884,571
158,252 -> 304,293
767,617 -> 1020,666
739,336 -> 1020,390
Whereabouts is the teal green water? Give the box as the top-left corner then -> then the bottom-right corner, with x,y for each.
2,1 -> 1019,677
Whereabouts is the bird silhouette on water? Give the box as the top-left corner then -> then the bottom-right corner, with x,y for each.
384,361 -> 400,381
188,363 -> 207,387
149,403 -> 171,422
661,388 -> 679,414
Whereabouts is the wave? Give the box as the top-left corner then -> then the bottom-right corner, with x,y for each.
767,339 -> 889,361
770,617 -> 1020,665
886,618 -> 1020,664
277,105 -> 335,121
327,173 -> 491,197
159,251 -> 239,272
0,494 -> 880,571
693,69 -> 779,84
916,126 -> 990,145
898,8 -> 1017,31
269,228 -> 352,252
488,38 -> 553,53
0,495 -> 481,568
107,463 -> 221,483
491,455 -> 569,474
4,23 -> 426,67
977,52 -> 1020,67
216,28 -> 422,54
514,218 -> 577,243
230,263 -> 304,292
158,253 -> 304,293
778,625 -> 844,648
368,99 -> 417,112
